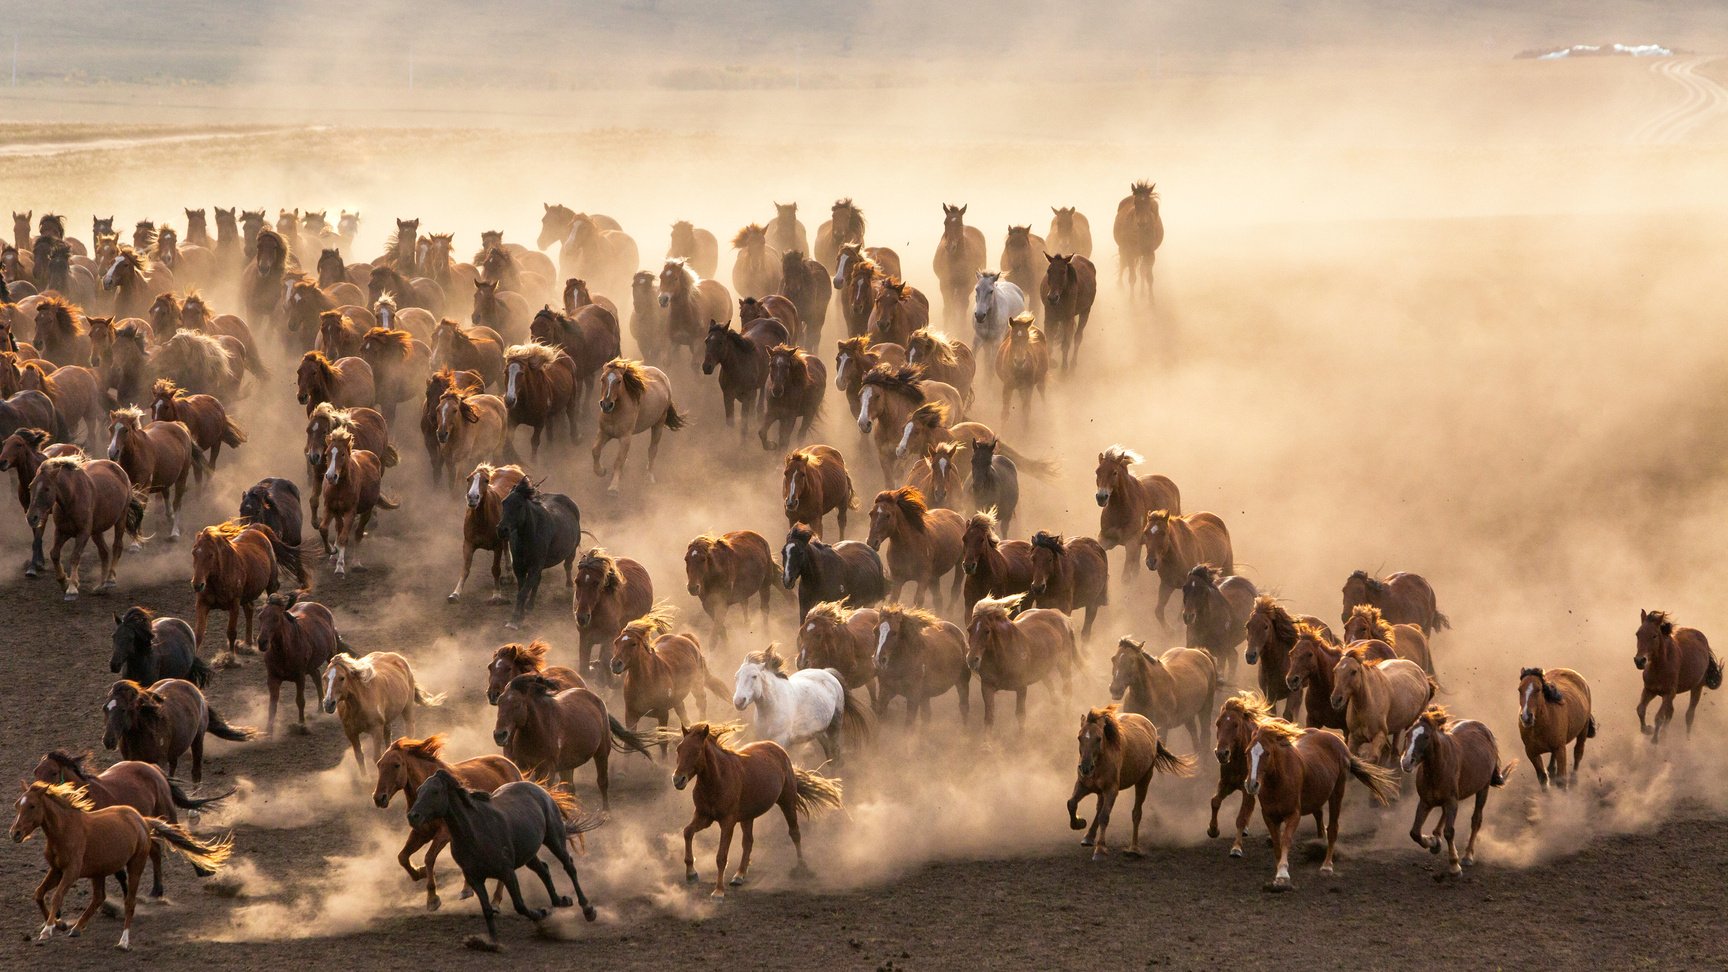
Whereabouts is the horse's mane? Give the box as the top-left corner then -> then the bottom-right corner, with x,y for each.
1222,690 -> 1274,721
1347,604 -> 1395,642
39,454 -> 92,473
393,734 -> 447,760
743,646 -> 791,678
731,224 -> 767,249
578,547 -> 623,587
967,508 -> 999,534
328,651 -> 378,678
1293,621 -> 1333,647
1100,444 -> 1141,466
1252,596 -> 1299,644
1186,563 -> 1225,587
497,640 -> 554,670
199,519 -> 250,542
30,780 -> 95,813
117,320 -> 150,346
1643,609 -> 1673,627
786,447 -> 824,471
1254,718 -> 1304,745
686,721 -> 748,748
256,226 -> 287,255
1343,643 -> 1382,662
7,427 -> 52,450
832,198 -> 866,234
623,604 -> 677,641
149,375 -> 186,404
311,401 -> 360,432
1086,705 -> 1123,745
35,295 -> 82,334
805,600 -> 850,626
837,335 -> 875,357
504,342 -> 560,370
603,357 -> 649,398
1008,313 -> 1043,342
880,601 -> 944,629
971,592 -> 1028,622
1031,530 -> 1066,556
908,328 -> 958,365
861,364 -> 927,399
881,485 -> 929,528
111,404 -> 146,427
663,257 -> 700,287
1418,703 -> 1451,728
1130,181 -> 1157,198
115,245 -> 150,274
300,349 -> 337,375
787,523 -> 816,547
362,327 -> 414,355
910,400 -> 950,427
161,331 -> 234,380
506,672 -> 562,696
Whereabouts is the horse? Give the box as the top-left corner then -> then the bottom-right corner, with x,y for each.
372,735 -> 524,911
20,358 -> 106,444
684,530 -> 777,649
1181,565 -> 1258,676
673,722 -> 844,898
1040,253 -> 1097,370
497,478 -> 584,629
730,224 -> 781,299
1285,623 -> 1390,732
573,547 -> 655,677
105,407 -> 197,540
452,462 -> 525,604
358,326 -> 430,424
3,428 -> 81,574
152,331 -> 241,402
562,276 -> 619,322
109,606 -> 207,687
834,335 -> 906,426
102,678 -> 255,783
319,427 -> 399,576
369,265 -> 443,318
857,364 -> 964,487
703,318 -> 787,440
1245,718 -> 1400,891
1401,705 -> 1515,876
971,271 -> 1025,355
1209,691 -> 1273,858
9,780 -> 232,951
867,485 -> 966,608
435,387 -> 507,492
796,601 -> 881,704
872,602 -> 970,726
1341,570 -> 1450,636
1109,637 -> 1218,751
1635,609 -> 1723,743
501,343 -> 577,459
244,227 -> 291,325
766,203 -> 809,258
905,327 -> 975,405
867,278 -> 931,348
958,509 -> 1032,616
1000,226 -> 1048,310
1245,598 -> 1336,721
296,350 -> 375,414
431,318 -> 505,389
906,440 -> 966,513
779,250 -> 831,346
1518,667 -> 1596,789
150,379 -> 244,472
732,646 -> 872,761
487,640 -> 586,705
177,292 -> 266,381
306,402 -> 395,523
1028,531 -> 1110,640
815,198 -> 867,272
782,445 -> 856,538
27,455 -> 146,600
405,770 -> 599,947
834,243 -> 883,338
658,258 -> 734,369
423,367 -> 486,482
932,204 -> 987,329
0,390 -> 61,448
29,296 -> 90,368
780,522 -> 888,621
611,610 -> 729,743
238,478 -> 304,551
1048,207 -> 1093,258
322,650 -> 445,770
193,520 -> 306,668
967,437 -> 1019,532
1066,705 -> 1195,860
1330,647 -> 1435,764
102,246 -> 156,320
1143,510 -> 1233,627
668,221 -> 719,278
541,206 -> 637,298
1113,182 -> 1163,301
593,357 -> 686,494
529,305 -> 620,423
761,344 -> 825,451
965,594 -> 1079,729
255,591 -> 341,734
993,313 -> 1048,422
492,673 -> 654,807
472,280 -> 531,343
1094,446 -> 1181,581
1344,604 -> 1436,677
629,271 -> 669,362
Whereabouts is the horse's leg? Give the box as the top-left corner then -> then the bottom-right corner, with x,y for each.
147,842 -> 164,898
593,742 -> 611,811
711,820 -> 736,898
266,676 -> 281,736
979,687 -> 995,730
1442,798 -> 1462,875
683,812 -> 714,883
610,430 -> 635,494
1081,604 -> 1098,642
1409,798 -> 1435,851
1206,779 -> 1228,841
645,424 -> 667,486
33,868 -> 60,932
1127,778 -> 1150,857
68,873 -> 105,937
224,604 -> 241,668
62,531 -> 88,599
781,792 -> 811,877
1654,691 -> 1677,744
469,877 -> 501,943
450,542 -> 475,602
546,828 -> 595,920
1014,688 -> 1028,728
500,868 -> 546,921
1572,730 -> 1589,781
1636,688 -> 1656,735
729,818 -> 755,886
591,429 -> 609,479
1463,789 -> 1489,867
1686,686 -> 1705,735
90,529 -> 113,591
524,855 -> 563,908
189,729 -> 203,783
46,871 -> 76,933
241,598 -> 256,651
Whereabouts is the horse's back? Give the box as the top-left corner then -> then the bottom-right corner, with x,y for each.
453,754 -> 523,791
1375,658 -> 1434,724
1137,473 -> 1180,516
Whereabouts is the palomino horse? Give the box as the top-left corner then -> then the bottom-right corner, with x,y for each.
795,600 -> 881,704
995,314 -> 1048,422
1210,691 -> 1272,858
973,271 -> 1026,354
780,522 -> 888,620
1,426 -> 79,575
306,403 -> 394,524
782,445 -> 857,539
151,332 -> 241,402
256,592 -> 340,735
573,548 -> 655,678
1344,604 -> 1436,677
492,673 -> 653,808
684,531 -> 777,650
1245,597 -> 1336,721
150,379 -> 245,472
319,428 -> 399,576
965,593 -> 1079,730
959,509 -> 1031,616
856,364 -> 964,487
703,318 -> 787,440
1048,206 -> 1093,258
1094,446 -> 1181,581
1112,182 -> 1163,300
931,204 -> 987,329
1066,705 -> 1194,860
110,605 -> 207,687
502,342 -> 578,459
322,650 -> 445,771
296,350 -> 376,414
1109,637 -> 1217,750
1040,253 -> 1097,370
435,387 -> 507,491
610,610 -> 729,742
1341,569 -> 1450,636
1517,667 -> 1596,788
873,602 -> 970,726
779,249 -> 831,346
1028,531 -> 1110,640
732,646 -> 872,761
431,318 -> 505,388
497,479 -> 585,629
372,734 -> 523,911
487,641 -> 586,705
28,455 -> 145,600
762,344 -> 826,451
593,358 -> 686,494
668,221 -> 719,278
1245,718 -> 1400,891
834,335 -> 906,426
867,485 -> 966,608
815,198 -> 867,272
192,520 -> 304,668
905,327 -> 975,403
1285,623 -> 1391,732
730,224 -> 780,299
673,722 -> 844,899
9,781 -> 232,951
106,407 -> 197,540
657,258 -> 733,369
1330,647 -> 1435,764
867,278 -> 930,348
999,225 -> 1048,311
1181,565 -> 1257,677
1635,609 -> 1723,743
102,678 -> 255,783
1402,705 -> 1515,876
1143,509 -> 1233,627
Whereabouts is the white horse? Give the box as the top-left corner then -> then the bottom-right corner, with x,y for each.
972,272 -> 1025,350
732,646 -> 867,761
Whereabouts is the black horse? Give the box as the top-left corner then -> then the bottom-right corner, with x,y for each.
239,477 -> 304,547
781,523 -> 888,620
1181,564 -> 1257,679
497,479 -> 583,629
969,439 -> 1019,535
110,606 -> 208,687
405,770 -> 600,948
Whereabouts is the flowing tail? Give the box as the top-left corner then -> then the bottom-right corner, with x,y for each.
1490,760 -> 1518,788
1707,655 -> 1724,691
1153,739 -> 1197,778
146,818 -> 234,878
414,683 -> 447,707
700,652 -> 730,700
123,487 -> 150,540
664,403 -> 687,431
185,654 -> 214,689
204,705 -> 258,742
1432,610 -> 1452,633
381,444 -> 400,468
606,715 -> 656,757
256,522 -> 311,591
995,440 -> 1059,482
1585,715 -> 1598,738
835,684 -> 876,749
536,778 -> 603,853
168,781 -> 234,812
375,492 -> 401,510
220,416 -> 248,448
1346,755 -> 1401,805
791,768 -> 845,817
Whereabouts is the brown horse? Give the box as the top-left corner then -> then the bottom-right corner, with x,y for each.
1517,667 -> 1596,789
501,343 -> 577,458
1209,691 -> 1272,858
931,204 -> 986,329
192,520 -> 305,668
323,650 -> 445,771
106,407 -> 197,540
358,326 -> 431,424
1344,604 -> 1436,678
306,402 -> 395,524
629,271 -> 669,361
9,781 -> 232,951
150,379 -> 244,471
673,722 -> 844,898
1142,509 -> 1232,627
1341,570 -> 1450,636
1285,623 -> 1391,732
178,292 -> 265,381
529,305 -> 620,423
1181,565 -> 1258,676
703,318 -> 787,440
835,243 -> 883,338
995,314 -> 1048,422
1330,648 -> 1435,764
683,531 -> 777,650
815,198 -> 868,271
19,359 -> 105,443
779,249 -> 831,346
472,280 -> 531,343
857,364 -> 964,487
867,278 -> 931,348
1401,705 -> 1515,876
1040,253 -> 1096,370
795,601 -> 881,703
102,678 -> 256,783
28,455 -> 145,599
492,673 -> 653,808
435,387 -> 507,491
296,350 -> 375,414
761,344 -> 826,451
1113,182 -> 1163,299
92,321 -> 152,408
452,462 -> 525,603
573,547 -> 655,677
1027,531 -> 1110,640
487,641 -> 586,705
32,295 -> 91,366
905,327 -> 975,404
372,735 -> 523,911
658,258 -> 733,367
834,335 -> 906,425
1094,446 -> 1181,581
316,309 -> 368,359
668,221 -> 719,278
592,357 -> 686,494
1635,609 -> 1723,743
767,203 -> 809,259
782,445 -> 856,539
872,602 -> 970,725
867,485 -> 966,608
1245,598 -> 1336,721
959,509 -> 1032,616
965,594 -> 1079,729
1066,705 -> 1194,859
422,368 -> 485,483
999,225 -> 1048,311
2,427 -> 80,575
1049,207 -> 1093,259
730,224 -> 781,299
906,441 -> 966,512
1109,637 -> 1217,750
1245,718 -> 1399,891
610,610 -> 729,743
319,427 -> 400,575
431,318 -> 505,389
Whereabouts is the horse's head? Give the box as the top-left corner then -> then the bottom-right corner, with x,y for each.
102,680 -> 156,751
0,429 -> 42,473
673,723 -> 727,790
701,320 -> 732,375
1141,510 -> 1172,571
1076,706 -> 1118,778
373,737 -> 419,809
295,352 -> 329,406
1636,609 -> 1672,670
536,204 -> 569,251
972,271 -> 1003,324
732,647 -> 787,711
1343,605 -> 1384,645
496,479 -> 535,541
1244,598 -> 1279,666
685,535 -> 726,597
767,345 -> 799,399
486,642 -> 546,705
322,428 -> 355,486
238,481 -> 275,524
874,605 -> 908,671
252,592 -> 298,661
106,406 -> 144,463
1401,705 -> 1451,774
1042,252 -> 1076,305
1094,446 -> 1139,507
574,549 -> 621,629
321,652 -> 369,714
965,596 -> 1021,672
1518,667 -> 1562,727
465,463 -> 494,510
1340,571 -> 1374,625
867,487 -> 917,550
610,613 -> 667,676
317,248 -> 344,284
493,672 -> 555,746
925,442 -> 963,507
471,279 -> 500,325
9,782 -> 63,844
1329,651 -> 1369,711
25,458 -> 73,529
108,607 -> 155,674
783,453 -> 816,514
436,389 -> 473,447
1180,565 -> 1217,628
1215,692 -> 1269,766
1006,225 -> 1032,249
657,259 -> 688,308
795,603 -> 846,670
1243,720 -> 1297,799
961,511 -> 999,575
1284,625 -> 1330,692
780,525 -> 814,590
1108,637 -> 1151,700
631,271 -> 656,310
1051,207 -> 1076,233
1028,532 -> 1065,597
404,769 -> 462,831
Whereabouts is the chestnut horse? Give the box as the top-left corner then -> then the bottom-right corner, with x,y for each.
319,427 -> 400,576
610,610 -> 729,743
1285,623 -> 1392,732
1048,206 -> 1093,259
102,678 -> 255,783
593,357 -> 686,494
373,734 -> 523,911
1245,718 -> 1399,891
452,462 -> 525,603
502,343 -> 578,459
1245,598 -> 1336,721
867,486 -> 965,608
492,673 -> 653,809
658,258 -> 732,368
1210,691 -> 1272,858
1027,531 -> 1109,640
1094,446 -> 1180,581
1039,253 -> 1096,370
316,309 -> 368,359
1401,705 -> 1515,876
857,364 -> 964,487
2,427 -> 80,575
779,249 -> 831,346
1330,648 -> 1435,765
434,387 -> 507,491
106,407 -> 198,540
684,531 -> 777,650
573,547 -> 655,678
1517,667 -> 1596,789
306,403 -> 394,524
20,359 -> 105,442
1066,705 -> 1194,859
931,204 -> 987,329
1340,569 -> 1450,636
487,640 -> 586,705
1142,509 -> 1233,627
431,318 -> 505,389
1344,604 -> 1436,678
529,306 -> 620,427
959,509 -> 1032,616
1113,182 -> 1163,301
905,326 -> 975,404
1109,637 -> 1217,750
834,335 -> 906,426
995,314 -> 1048,422
965,594 -> 1079,730
795,600 -> 881,704
358,326 -> 431,425
422,368 -> 485,483
873,602 -> 970,726
999,225 -> 1048,312
296,350 -> 376,414
28,455 -> 145,600
730,224 -> 781,299
150,379 -> 245,472
256,591 -> 341,734
761,344 -> 826,451
1635,609 -> 1723,743
867,278 -> 930,348
472,280 -> 531,343
782,445 -> 856,539
907,441 -> 965,512
192,520 -> 306,668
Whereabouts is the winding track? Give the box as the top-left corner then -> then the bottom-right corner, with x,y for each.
1630,56 -> 1728,145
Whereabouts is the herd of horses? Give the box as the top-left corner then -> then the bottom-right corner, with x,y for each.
1,189 -> 1720,951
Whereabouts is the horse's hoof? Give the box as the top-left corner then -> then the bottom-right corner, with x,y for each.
100,579 -> 117,590
288,723 -> 310,736
1640,725 -> 1653,736
1264,879 -> 1293,893
486,595 -> 507,605
709,889 -> 726,899
1122,849 -> 1143,859
553,896 -> 572,908
1448,864 -> 1463,876
127,544 -> 142,553
458,887 -> 473,900
530,908 -> 549,921
23,566 -> 38,578
728,874 -> 745,887
63,593 -> 78,602
1229,847 -> 1243,859
1090,849 -> 1108,861
791,862 -> 813,879
1319,864 -> 1335,876
582,904 -> 597,922
447,593 -> 460,603
1206,824 -> 1220,839
503,621 -> 521,631
1079,836 -> 1094,847
66,928 -> 80,938
1462,855 -> 1475,867
462,936 -> 502,953
1428,839 -> 1441,855
607,486 -> 620,496
426,897 -> 441,912
334,568 -> 346,578
685,871 -> 699,884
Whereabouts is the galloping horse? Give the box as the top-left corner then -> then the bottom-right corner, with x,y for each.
781,445 -> 856,538
1343,604 -> 1436,677
668,221 -> 719,278
867,278 -> 930,348
255,591 -> 341,734
1341,569 -> 1450,636
965,594 -> 1079,730
657,258 -> 732,369
372,735 -> 523,911
1401,705 -> 1515,877
1040,253 -> 1096,370
1142,509 -> 1232,627
1634,609 -> 1723,743
1048,206 -> 1093,258
1330,647 -> 1435,764
1027,531 -> 1110,640
28,455 -> 145,600
322,650 -> 445,771
795,600 -> 881,704
1245,597 -> 1335,721
593,357 -> 685,494
1209,691 -> 1272,858
1112,182 -> 1163,300
999,226 -> 1047,311
1094,446 -> 1181,581
730,224 -> 781,299
684,531 -> 777,650
732,646 -> 872,761
1517,667 -> 1596,788
192,519 -> 305,668
867,486 -> 966,608
492,673 -> 653,808
610,610 -> 729,740
296,350 -> 376,414
873,602 -> 971,726
435,387 -> 507,491
1181,565 -> 1257,677
1245,718 -> 1399,891
497,479 -> 585,630
502,343 -> 578,459
780,522 -> 888,621
856,365 -> 964,487
703,318 -> 787,440
995,314 -> 1047,422
958,509 -> 1032,616
151,379 -> 245,472
972,271 -> 1026,353
931,204 -> 986,329
761,345 -> 826,451
1066,705 -> 1194,860
815,198 -> 867,272
453,462 -> 524,604
106,407 -> 197,541
1109,637 -> 1217,750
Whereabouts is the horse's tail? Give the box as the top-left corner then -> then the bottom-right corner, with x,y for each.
538,779 -> 604,850
168,780 -> 234,812
145,818 -> 234,877
242,340 -> 270,380
413,682 -> 447,707
607,715 -> 656,757
123,487 -> 150,540
380,444 -> 400,468
834,683 -> 876,749
258,523 -> 311,591
1346,755 -> 1400,806
1585,715 -> 1598,738
188,442 -> 212,479
701,658 -> 730,702
1431,609 -> 1452,633
996,440 -> 1059,482
375,492 -> 401,510
791,767 -> 845,818
1152,739 -> 1197,778
203,705 -> 258,742
185,653 -> 214,689
663,402 -> 688,431
1707,654 -> 1724,691
1490,759 -> 1518,788
220,415 -> 248,448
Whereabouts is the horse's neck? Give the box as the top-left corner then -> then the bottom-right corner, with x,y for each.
1125,659 -> 1157,708
37,799 -> 81,849
402,761 -> 444,808
1423,731 -> 1460,784
697,741 -> 741,800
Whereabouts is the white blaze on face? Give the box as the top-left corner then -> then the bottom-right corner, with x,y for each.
877,621 -> 891,654
507,363 -> 521,400
324,665 -> 341,702
857,386 -> 874,427
109,422 -> 125,459
325,444 -> 342,481
467,472 -> 485,506
897,419 -> 916,457
1402,724 -> 1426,771
787,470 -> 800,506
104,258 -> 120,287
1522,684 -> 1536,721
1248,740 -> 1264,783
937,457 -> 949,479
105,699 -> 117,713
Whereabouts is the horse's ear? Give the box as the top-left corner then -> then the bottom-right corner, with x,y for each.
543,203 -> 551,212
1044,252 -> 1055,263
1639,609 -> 1647,622
113,613 -> 122,624
1051,206 -> 1059,214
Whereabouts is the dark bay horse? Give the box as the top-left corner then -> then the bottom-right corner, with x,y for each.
780,523 -> 888,621
572,547 -> 655,678
959,509 -> 1031,617
102,678 -> 255,783
492,673 -> 653,808
372,735 -> 522,912
1040,253 -> 1096,370
256,592 -> 341,735
703,318 -> 787,440
1341,569 -> 1450,636
497,479 -> 584,630
502,342 -> 578,459
931,204 -> 986,329
1182,565 -> 1257,677
685,530 -> 778,649
110,606 -> 207,687
761,344 -> 826,451
968,437 -> 1019,534
1245,598 -> 1335,721
1027,531 -> 1109,640
1112,182 -> 1163,301
1401,705 -> 1515,876
28,455 -> 147,600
